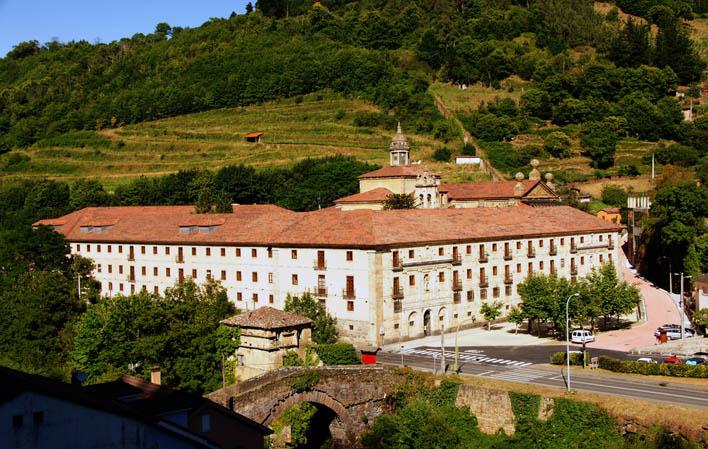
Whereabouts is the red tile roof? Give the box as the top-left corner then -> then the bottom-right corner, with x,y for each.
358,165 -> 432,179
334,187 -> 392,204
440,180 -> 556,200
245,132 -> 263,138
37,204 -> 620,249
221,307 -> 313,329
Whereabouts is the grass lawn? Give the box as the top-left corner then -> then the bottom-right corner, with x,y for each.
429,81 -> 527,116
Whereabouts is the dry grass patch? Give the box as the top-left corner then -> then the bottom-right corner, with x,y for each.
430,81 -> 527,116
574,176 -> 655,197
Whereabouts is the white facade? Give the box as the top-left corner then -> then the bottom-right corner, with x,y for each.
73,231 -> 621,346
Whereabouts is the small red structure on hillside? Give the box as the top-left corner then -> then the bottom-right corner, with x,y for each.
245,132 -> 263,143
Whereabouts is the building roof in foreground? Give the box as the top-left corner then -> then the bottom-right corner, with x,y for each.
358,165 -> 434,179
334,187 -> 393,204
439,180 -> 557,201
35,204 -> 621,249
221,307 -> 313,330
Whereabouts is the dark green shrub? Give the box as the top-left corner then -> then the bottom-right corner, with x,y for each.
461,143 -> 476,156
601,185 -> 628,207
551,351 -> 585,365
314,343 -> 360,365
598,356 -> 708,378
543,131 -> 572,158
353,112 -> 395,129
433,147 -> 452,162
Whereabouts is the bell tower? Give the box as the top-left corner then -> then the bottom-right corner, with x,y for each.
389,122 -> 410,166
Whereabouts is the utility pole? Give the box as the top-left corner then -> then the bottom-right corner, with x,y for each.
651,152 -> 655,180
77,274 -> 81,300
674,273 -> 692,339
400,345 -> 404,367
440,324 -> 446,374
453,320 -> 460,374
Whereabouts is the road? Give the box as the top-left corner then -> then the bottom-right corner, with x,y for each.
379,347 -> 708,410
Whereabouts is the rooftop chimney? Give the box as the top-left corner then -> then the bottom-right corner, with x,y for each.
150,366 -> 161,385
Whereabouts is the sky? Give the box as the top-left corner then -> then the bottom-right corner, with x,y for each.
0,0 -> 250,57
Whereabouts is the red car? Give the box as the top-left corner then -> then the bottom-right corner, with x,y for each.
662,356 -> 683,364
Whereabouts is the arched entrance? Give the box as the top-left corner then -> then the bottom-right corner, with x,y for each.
438,307 -> 447,330
264,391 -> 354,449
407,311 -> 418,338
423,309 -> 431,336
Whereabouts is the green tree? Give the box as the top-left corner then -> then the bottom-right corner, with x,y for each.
383,193 -> 417,210
70,179 -> 111,210
480,301 -> 503,330
284,292 -> 338,344
543,131 -> 572,158
433,147 -> 452,162
601,185 -> 628,208
584,263 -> 641,328
580,121 -> 617,169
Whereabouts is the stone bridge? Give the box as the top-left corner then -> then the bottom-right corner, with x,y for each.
206,366 -> 398,447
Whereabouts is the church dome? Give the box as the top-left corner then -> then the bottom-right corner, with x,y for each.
390,122 -> 410,151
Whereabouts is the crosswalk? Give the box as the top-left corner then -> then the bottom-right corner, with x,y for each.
400,348 -> 532,367
484,367 -> 551,382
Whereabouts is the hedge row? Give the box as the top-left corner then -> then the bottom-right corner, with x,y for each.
551,351 -> 586,366
598,356 -> 708,378
314,343 -> 361,366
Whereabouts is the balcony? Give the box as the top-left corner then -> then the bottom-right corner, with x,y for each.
393,300 -> 402,313
451,254 -> 462,265
313,261 -> 327,271
549,246 -> 557,256
479,277 -> 489,288
342,289 -> 356,300
570,244 -> 578,254
392,287 -> 404,300
127,274 -> 135,283
452,280 -> 462,291
453,292 -> 461,304
504,275 -> 513,285
392,260 -> 403,272
527,249 -> 536,258
479,254 -> 488,263
316,286 -> 328,297
175,255 -> 184,264
503,252 -> 512,261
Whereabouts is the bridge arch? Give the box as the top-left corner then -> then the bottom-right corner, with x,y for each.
263,389 -> 353,428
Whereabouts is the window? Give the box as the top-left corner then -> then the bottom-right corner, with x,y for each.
600,254 -> 604,263
97,264 -> 102,273
608,253 -> 612,262
131,285 -> 135,294
192,247 -> 197,256
87,244 -> 91,252
153,267 -> 158,276
165,247 -> 170,255
409,275 -> 415,286
268,248 -> 273,258
580,236 -> 585,243
108,282 -> 113,291
252,272 -> 258,282
154,286 -> 159,295
466,269 -> 472,279
492,243 -> 497,251
152,246 -> 157,255
480,288 -> 487,300
599,235 -> 603,241
236,248 -> 241,257
408,249 -> 414,258
251,248 -> 257,258
119,283 -> 124,292
201,414 -> 211,433
346,251 -> 353,261
268,272 -> 273,284
237,292 -> 242,301
560,238 -> 564,246
119,265 -> 124,274
467,290 -> 474,302
438,272 -> 445,282
394,323 -> 400,329
438,247 -> 444,256
141,246 -> 146,255
466,245 -> 472,255
118,245 -> 123,254
516,242 -> 521,250
236,271 -> 242,281
269,294 -> 274,304
493,287 -> 500,298
192,269 -> 197,278
291,249 -> 298,259
141,266 -> 146,276
492,266 -> 498,276
253,293 -> 259,303
292,274 -> 298,285
12,415 -> 23,427
581,256 -> 585,265
539,240 -> 544,247
96,245 -> 101,253
505,285 -> 512,296
347,301 -> 354,311
108,265 -> 112,273
77,244 -> 81,252
220,248 -> 226,257
539,261 -> 544,270
516,263 -> 521,273
221,270 -> 226,281
528,262 -> 532,273
206,248 -> 211,256
166,267 -> 171,277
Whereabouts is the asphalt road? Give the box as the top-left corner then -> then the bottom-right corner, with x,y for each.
379,346 -> 708,410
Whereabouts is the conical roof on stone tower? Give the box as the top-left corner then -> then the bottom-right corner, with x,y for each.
389,122 -> 410,151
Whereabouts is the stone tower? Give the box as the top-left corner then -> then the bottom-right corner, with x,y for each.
389,122 -> 410,166
415,170 -> 441,208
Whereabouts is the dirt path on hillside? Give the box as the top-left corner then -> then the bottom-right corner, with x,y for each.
432,94 -> 505,181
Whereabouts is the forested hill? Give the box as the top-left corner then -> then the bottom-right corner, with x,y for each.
0,0 -> 705,149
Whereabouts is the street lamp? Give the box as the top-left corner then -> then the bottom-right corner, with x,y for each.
400,345 -> 404,367
565,292 -> 580,392
673,273 -> 692,339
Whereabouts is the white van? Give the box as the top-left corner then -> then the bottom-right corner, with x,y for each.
571,329 -> 595,344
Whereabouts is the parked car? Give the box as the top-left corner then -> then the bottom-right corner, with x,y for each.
662,356 -> 683,364
684,357 -> 705,366
654,326 -> 694,340
636,357 -> 657,363
571,329 -> 595,344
